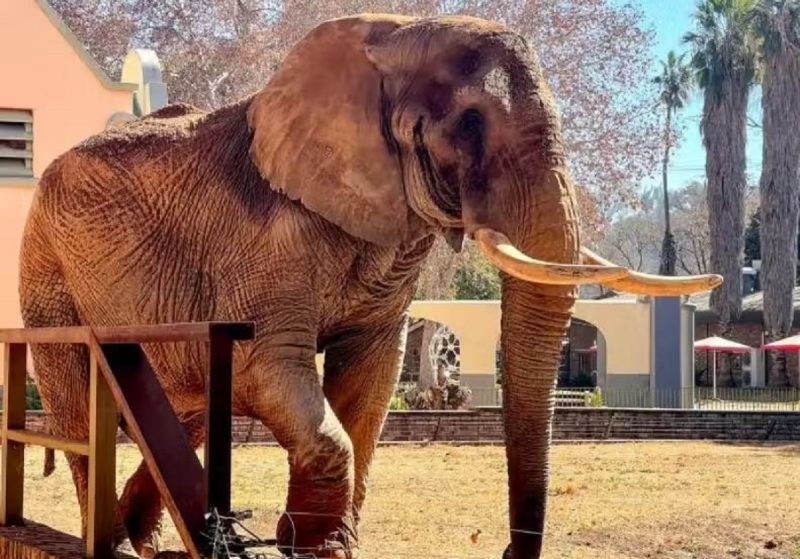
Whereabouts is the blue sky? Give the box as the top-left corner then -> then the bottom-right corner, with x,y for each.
632,0 -> 763,192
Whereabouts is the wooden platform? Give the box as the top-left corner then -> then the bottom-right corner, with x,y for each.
0,521 -> 135,559
0,323 -> 253,558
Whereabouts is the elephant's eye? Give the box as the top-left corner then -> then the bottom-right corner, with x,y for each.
456,109 -> 484,139
458,50 -> 481,77
453,108 -> 485,159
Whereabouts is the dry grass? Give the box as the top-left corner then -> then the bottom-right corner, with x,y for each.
17,441 -> 800,558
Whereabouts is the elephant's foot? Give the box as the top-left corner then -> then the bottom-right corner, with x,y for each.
318,524 -> 359,559
127,520 -> 162,558
277,439 -> 356,557
277,513 -> 358,558
152,551 -> 189,559
138,543 -> 158,559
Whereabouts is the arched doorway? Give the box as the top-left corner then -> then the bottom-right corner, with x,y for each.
399,318 -> 474,409
401,318 -> 462,388
493,319 -> 608,394
559,318 -> 607,389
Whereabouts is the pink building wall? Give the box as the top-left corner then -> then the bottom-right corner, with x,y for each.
0,0 -> 134,328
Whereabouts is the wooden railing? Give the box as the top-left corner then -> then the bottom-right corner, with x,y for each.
0,322 -> 254,558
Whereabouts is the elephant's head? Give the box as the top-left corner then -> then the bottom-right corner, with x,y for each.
248,14 -> 721,558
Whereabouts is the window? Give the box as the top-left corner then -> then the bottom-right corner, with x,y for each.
0,109 -> 33,178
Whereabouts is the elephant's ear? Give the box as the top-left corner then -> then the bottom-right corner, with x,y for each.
247,15 -> 415,246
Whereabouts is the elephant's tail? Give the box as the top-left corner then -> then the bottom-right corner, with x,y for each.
43,448 -> 55,477
42,415 -> 55,476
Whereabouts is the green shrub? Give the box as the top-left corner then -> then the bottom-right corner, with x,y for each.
389,394 -> 409,410
588,387 -> 604,407
0,379 -> 43,411
26,381 -> 43,410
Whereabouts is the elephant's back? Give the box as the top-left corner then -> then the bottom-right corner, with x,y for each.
26,100 -> 269,326
80,102 -> 206,156
34,102 -> 209,219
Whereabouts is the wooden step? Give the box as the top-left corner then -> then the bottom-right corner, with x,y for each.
0,521 -> 134,559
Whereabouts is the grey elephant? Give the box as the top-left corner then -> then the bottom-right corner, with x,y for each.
19,14 -> 719,559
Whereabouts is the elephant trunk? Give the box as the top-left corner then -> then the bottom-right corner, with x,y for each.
501,282 -> 573,557
473,39 -> 721,558
498,167 -> 579,559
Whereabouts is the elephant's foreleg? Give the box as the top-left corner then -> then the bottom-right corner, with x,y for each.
244,343 -> 355,557
322,318 -> 407,524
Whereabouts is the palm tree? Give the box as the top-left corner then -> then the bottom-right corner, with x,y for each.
684,0 -> 760,327
653,51 -> 694,276
753,0 -> 800,385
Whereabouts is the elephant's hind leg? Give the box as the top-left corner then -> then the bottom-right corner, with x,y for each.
21,305 -> 127,545
25,339 -> 128,549
19,238 -> 126,544
119,459 -> 161,559
322,318 -> 407,526
119,415 -> 205,558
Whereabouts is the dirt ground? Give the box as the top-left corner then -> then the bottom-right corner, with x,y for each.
18,441 -> 800,558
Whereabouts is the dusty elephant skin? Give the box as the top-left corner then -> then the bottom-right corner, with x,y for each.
18,14 -> 719,559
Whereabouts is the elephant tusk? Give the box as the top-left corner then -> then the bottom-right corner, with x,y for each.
580,246 -> 723,296
475,228 -> 629,285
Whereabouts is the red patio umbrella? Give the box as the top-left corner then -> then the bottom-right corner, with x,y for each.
762,334 -> 800,351
694,336 -> 751,398
762,335 -> 800,386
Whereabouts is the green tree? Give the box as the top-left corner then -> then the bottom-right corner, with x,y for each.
684,0 -> 760,326
653,51 -> 694,276
453,257 -> 501,300
744,209 -> 762,264
743,208 -> 800,271
753,0 -> 800,385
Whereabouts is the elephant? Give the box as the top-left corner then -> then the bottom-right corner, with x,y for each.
18,13 -> 721,559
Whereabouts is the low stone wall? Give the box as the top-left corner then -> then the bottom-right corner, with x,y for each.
376,408 -> 800,443
551,408 -> 800,441
14,408 -> 800,444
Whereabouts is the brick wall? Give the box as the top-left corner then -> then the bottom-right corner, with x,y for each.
15,408 -> 800,445
229,410 -> 508,444
376,408 -> 800,442
552,408 -> 800,441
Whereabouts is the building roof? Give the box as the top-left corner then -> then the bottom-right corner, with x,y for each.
581,283 -> 800,324
592,286 -> 800,324
34,0 -> 135,92
693,287 -> 800,323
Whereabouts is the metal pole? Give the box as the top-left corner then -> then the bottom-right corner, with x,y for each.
795,353 -> 799,411
712,351 -> 717,400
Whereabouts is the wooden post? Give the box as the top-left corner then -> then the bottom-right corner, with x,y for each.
87,353 -> 117,558
1,343 -> 27,525
205,329 -> 233,516
96,342 -> 205,559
